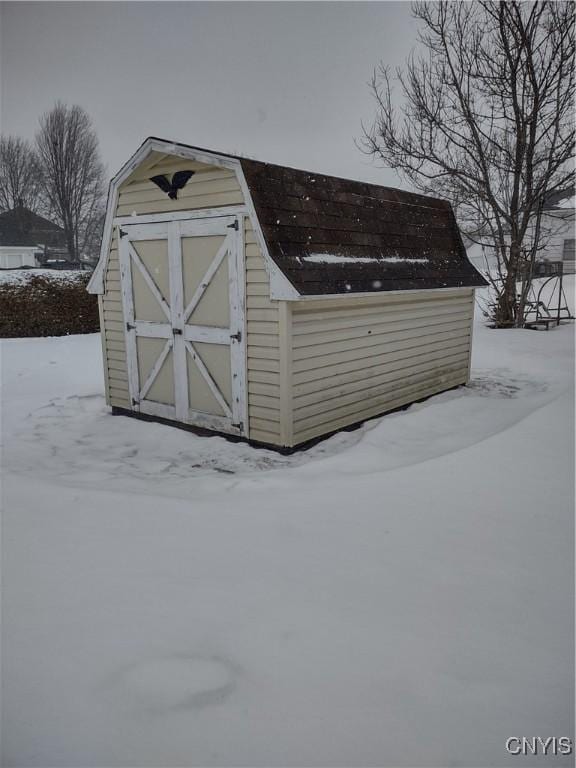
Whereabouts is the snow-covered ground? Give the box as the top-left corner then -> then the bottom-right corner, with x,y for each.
2,284 -> 574,767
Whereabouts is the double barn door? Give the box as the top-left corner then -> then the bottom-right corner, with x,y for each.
118,215 -> 246,436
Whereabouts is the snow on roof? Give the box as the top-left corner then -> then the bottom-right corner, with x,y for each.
302,253 -> 430,265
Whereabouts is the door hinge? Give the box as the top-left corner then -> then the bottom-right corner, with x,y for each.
119,228 -> 128,238
132,397 -> 139,407
126,322 -> 135,331
230,330 -> 242,343
227,220 -> 239,231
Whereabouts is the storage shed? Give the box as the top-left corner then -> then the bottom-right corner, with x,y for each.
88,137 -> 487,449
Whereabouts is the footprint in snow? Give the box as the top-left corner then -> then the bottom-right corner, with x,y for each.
466,372 -> 547,399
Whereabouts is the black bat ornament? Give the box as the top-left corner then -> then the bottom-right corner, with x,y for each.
149,170 -> 196,199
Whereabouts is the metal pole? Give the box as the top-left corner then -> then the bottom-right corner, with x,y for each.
557,263 -> 563,325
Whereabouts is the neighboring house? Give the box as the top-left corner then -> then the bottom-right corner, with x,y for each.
539,190 -> 575,273
0,203 -> 67,268
466,187 -> 575,275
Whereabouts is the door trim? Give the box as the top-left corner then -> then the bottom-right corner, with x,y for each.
118,213 -> 247,437
113,206 -> 248,227
119,220 -> 177,420
169,221 -> 189,423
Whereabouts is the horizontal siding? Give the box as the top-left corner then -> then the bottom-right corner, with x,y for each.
102,230 -> 130,409
293,337 -> 469,387
244,218 -> 281,443
290,290 -> 474,446
293,370 -> 468,445
293,321 -> 471,350
292,319 -> 470,363
116,160 -> 244,216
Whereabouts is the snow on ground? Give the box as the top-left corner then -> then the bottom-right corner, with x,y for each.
0,268 -> 88,286
1,282 -> 574,767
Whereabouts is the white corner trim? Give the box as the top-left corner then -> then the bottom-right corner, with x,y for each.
278,301 -> 293,447
87,178 -> 116,294
267,259 -> 301,300
466,293 -> 476,384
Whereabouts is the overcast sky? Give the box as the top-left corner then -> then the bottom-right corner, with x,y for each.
1,2 -> 419,188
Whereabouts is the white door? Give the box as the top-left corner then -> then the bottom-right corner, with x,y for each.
118,215 -> 246,436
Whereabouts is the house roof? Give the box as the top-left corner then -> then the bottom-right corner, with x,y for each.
0,206 -> 65,248
239,158 -> 487,294
90,137 -> 487,296
543,186 -> 575,211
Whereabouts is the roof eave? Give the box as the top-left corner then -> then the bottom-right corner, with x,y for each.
288,284 -> 484,301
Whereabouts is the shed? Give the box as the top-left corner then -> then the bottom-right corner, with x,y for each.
88,137 -> 487,449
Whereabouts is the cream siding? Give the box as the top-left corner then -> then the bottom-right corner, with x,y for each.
99,153 -> 282,441
115,152 -> 244,216
102,230 -> 131,409
244,218 -> 282,444
288,289 -> 475,446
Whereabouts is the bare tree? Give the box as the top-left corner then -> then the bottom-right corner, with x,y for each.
82,202 -> 106,262
0,136 -> 41,212
363,1 -> 575,328
36,102 -> 105,262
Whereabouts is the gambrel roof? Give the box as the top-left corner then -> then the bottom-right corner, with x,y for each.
240,158 -> 486,294
89,137 -> 486,296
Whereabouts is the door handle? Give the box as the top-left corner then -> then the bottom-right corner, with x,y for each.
172,328 -> 182,335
